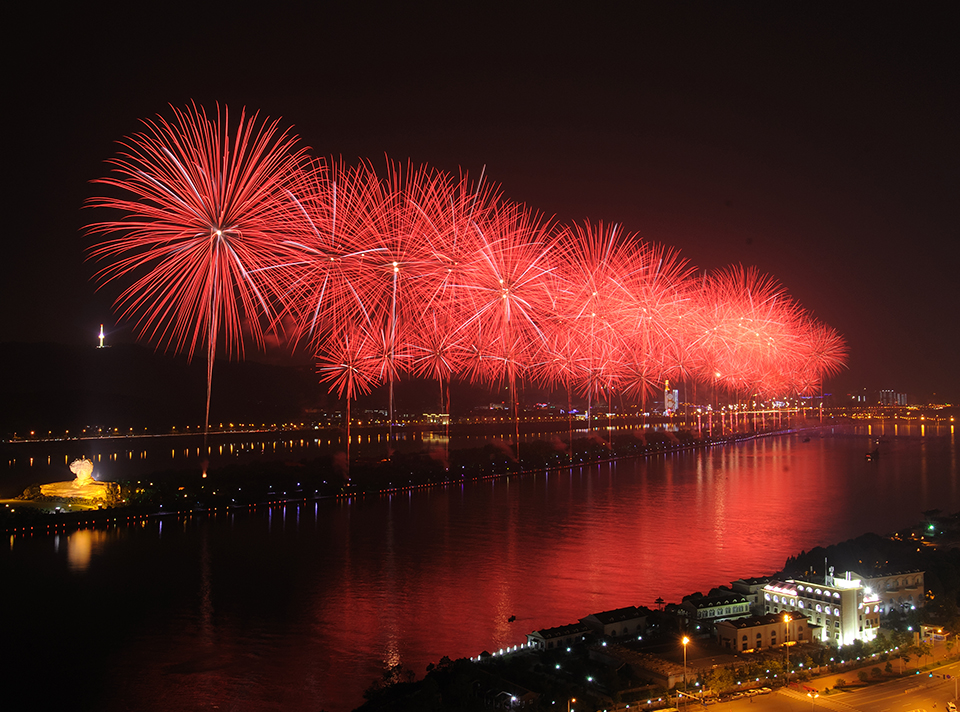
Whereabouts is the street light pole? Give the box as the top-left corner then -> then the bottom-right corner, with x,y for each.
682,636 -> 690,708
784,614 -> 791,682
567,697 -> 576,712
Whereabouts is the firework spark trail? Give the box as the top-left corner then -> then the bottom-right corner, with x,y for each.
457,202 -> 559,449
316,325 -> 382,473
87,103 -> 311,452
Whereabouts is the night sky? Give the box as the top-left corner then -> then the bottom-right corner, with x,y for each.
6,2 -> 957,402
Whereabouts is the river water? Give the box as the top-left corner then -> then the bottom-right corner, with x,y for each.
2,421 -> 956,711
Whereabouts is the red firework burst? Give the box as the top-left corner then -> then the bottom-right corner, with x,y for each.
87,103 -> 311,438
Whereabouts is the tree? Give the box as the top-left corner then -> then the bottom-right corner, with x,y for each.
707,666 -> 735,694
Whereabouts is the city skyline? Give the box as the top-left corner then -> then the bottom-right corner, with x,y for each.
5,3 -> 957,401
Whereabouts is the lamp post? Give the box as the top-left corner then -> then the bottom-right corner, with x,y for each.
784,613 -> 791,681
567,697 -> 576,712
682,635 -> 690,708
807,691 -> 819,707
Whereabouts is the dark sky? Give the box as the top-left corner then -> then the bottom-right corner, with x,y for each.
6,2 -> 958,402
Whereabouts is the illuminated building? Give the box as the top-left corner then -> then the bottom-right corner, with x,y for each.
880,389 -> 908,406
762,569 -> 881,647
730,576 -> 774,614
716,612 -> 814,652
858,571 -> 925,615
677,591 -> 751,632
664,380 -> 679,416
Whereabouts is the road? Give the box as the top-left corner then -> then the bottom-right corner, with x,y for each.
674,661 -> 960,712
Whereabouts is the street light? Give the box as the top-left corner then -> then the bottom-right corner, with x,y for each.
682,635 -> 690,708
784,613 -> 791,680
567,697 -> 576,712
807,691 -> 819,707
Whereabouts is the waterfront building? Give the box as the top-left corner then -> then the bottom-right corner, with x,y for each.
730,577 -> 774,614
526,622 -> 591,651
678,591 -> 751,632
580,605 -> 647,639
858,570 -> 925,615
716,612 -> 815,652
762,569 -> 881,646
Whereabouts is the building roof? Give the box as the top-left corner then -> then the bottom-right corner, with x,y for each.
732,576 -> 772,587
717,612 -> 809,630
582,605 -> 645,625
531,622 -> 591,639
686,593 -> 748,610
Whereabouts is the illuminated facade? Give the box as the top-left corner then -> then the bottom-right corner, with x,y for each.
762,570 -> 881,647
859,571 -> 925,615
679,591 -> 751,628
664,380 -> 679,415
716,612 -> 814,652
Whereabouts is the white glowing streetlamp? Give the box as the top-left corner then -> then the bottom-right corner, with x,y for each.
682,635 -> 690,707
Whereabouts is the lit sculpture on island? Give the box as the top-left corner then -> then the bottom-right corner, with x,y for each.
28,457 -> 120,506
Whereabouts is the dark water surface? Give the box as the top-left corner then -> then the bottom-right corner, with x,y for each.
3,423 -> 956,711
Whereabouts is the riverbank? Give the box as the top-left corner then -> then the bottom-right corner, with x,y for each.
1,423 -> 803,535
354,515 -> 960,712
